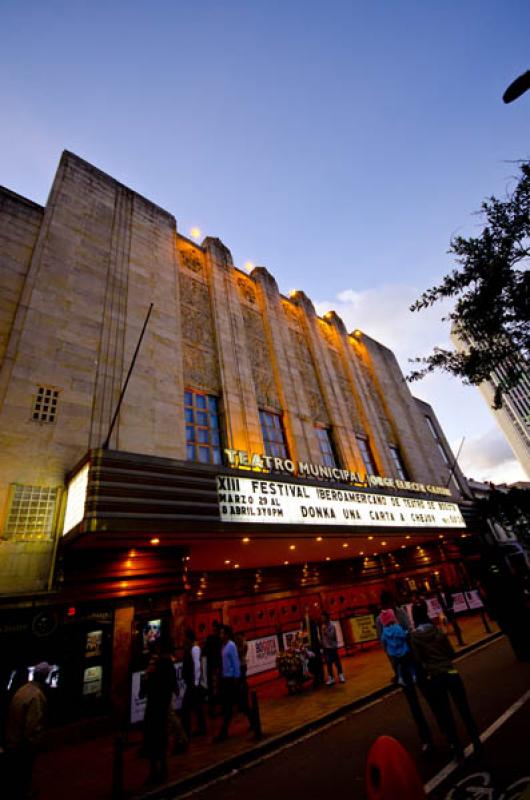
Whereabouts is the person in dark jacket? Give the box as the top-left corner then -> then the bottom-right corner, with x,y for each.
411,601 -> 481,761
202,620 -> 222,716
140,653 -> 177,783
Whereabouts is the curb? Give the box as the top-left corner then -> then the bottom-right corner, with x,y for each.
136,631 -> 502,799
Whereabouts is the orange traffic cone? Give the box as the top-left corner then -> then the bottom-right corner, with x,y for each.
365,735 -> 426,800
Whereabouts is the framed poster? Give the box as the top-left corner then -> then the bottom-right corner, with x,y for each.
451,593 -> 468,613
246,635 -> 280,676
83,665 -> 103,697
85,630 -> 102,658
465,590 -> 484,610
349,615 -> 378,644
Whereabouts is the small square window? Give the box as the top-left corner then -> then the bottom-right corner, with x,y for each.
32,386 -> 60,424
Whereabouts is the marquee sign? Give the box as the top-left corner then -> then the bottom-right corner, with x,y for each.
217,475 -> 466,529
223,449 -> 452,497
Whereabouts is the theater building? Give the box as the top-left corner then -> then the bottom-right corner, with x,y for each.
0,151 -> 477,724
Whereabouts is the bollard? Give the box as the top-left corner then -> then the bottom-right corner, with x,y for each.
112,734 -> 125,800
250,690 -> 263,741
365,735 -> 426,800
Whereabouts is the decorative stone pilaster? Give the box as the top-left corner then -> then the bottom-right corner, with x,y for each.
291,293 -> 360,471
251,268 -> 319,463
202,238 -> 263,454
325,312 -> 394,476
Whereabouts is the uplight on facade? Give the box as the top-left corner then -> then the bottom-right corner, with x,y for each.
63,464 -> 89,535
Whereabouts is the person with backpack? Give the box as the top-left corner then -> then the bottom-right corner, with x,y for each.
411,600 -> 482,761
380,609 -> 434,753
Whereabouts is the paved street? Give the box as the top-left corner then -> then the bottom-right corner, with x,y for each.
181,637 -> 530,800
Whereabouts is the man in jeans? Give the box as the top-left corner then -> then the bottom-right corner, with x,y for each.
321,612 -> 346,685
214,625 -> 251,741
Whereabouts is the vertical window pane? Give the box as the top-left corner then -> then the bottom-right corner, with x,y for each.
184,390 -> 222,464
259,410 -> 288,459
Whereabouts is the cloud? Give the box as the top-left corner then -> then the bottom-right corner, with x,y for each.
459,428 -> 527,484
314,283 -> 527,485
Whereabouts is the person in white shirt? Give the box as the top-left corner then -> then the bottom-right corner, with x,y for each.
182,629 -> 206,738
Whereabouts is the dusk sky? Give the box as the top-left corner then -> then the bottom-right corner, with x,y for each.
2,0 -> 529,482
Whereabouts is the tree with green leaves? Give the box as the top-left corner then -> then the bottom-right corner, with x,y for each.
408,161 -> 530,408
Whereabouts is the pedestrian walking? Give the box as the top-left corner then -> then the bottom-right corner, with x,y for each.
202,620 -> 222,716
234,631 -> 251,719
181,629 -> 206,739
4,661 -> 51,800
140,652 -> 177,783
411,600 -> 482,761
321,612 -> 345,685
214,626 -> 251,742
436,587 -> 465,646
379,609 -> 434,752
305,611 -> 324,687
376,591 -> 411,682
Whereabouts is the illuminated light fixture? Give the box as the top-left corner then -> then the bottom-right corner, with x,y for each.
368,535 -> 374,541
401,545 -> 406,549
224,559 -> 231,565
342,543 -> 349,548
381,541 -> 387,546
244,261 -> 254,272
289,545 -> 296,550
359,551 -> 364,556
67,607 -> 76,617
352,329 -> 362,338
325,556 -> 331,561
121,581 -> 128,588
150,537 -> 160,545
242,537 -> 250,543
373,553 -> 377,557
406,535 -> 411,540
234,563 -> 240,569
284,560 -> 289,565
439,534 -> 444,539
316,536 -> 323,542
125,560 -> 132,568
190,227 -> 201,240
129,549 -> 137,557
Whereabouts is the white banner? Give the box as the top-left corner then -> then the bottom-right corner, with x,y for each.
465,590 -> 484,610
130,662 -> 186,724
451,592 -> 468,613
217,476 -> 465,529
246,635 -> 280,676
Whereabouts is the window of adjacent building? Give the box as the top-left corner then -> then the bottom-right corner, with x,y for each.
388,445 -> 408,481
315,426 -> 338,468
4,484 -> 60,540
259,410 -> 289,458
184,390 -> 221,465
32,386 -> 60,423
356,436 -> 378,476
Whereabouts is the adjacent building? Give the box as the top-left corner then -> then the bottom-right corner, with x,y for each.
0,151 -> 478,724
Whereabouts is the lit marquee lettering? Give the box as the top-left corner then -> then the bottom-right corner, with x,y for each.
217,476 -> 465,529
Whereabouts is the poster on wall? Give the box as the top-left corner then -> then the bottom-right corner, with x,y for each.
451,593 -> 468,613
246,635 -> 280,676
349,615 -> 378,644
130,662 -> 185,724
426,597 -> 443,619
85,630 -> 102,658
82,665 -> 103,697
142,619 -> 161,652
465,590 -> 484,610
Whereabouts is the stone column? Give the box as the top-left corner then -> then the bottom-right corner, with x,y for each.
251,268 -> 318,463
111,601 -> 134,725
203,238 -> 262,454
291,292 -> 360,472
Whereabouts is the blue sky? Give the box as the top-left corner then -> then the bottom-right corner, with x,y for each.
2,0 -> 529,481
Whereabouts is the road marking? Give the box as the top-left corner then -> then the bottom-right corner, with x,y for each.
424,689 -> 530,795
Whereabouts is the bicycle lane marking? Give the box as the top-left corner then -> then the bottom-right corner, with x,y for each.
424,689 -> 530,795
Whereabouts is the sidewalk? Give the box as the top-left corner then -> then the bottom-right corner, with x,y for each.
35,615 -> 498,800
